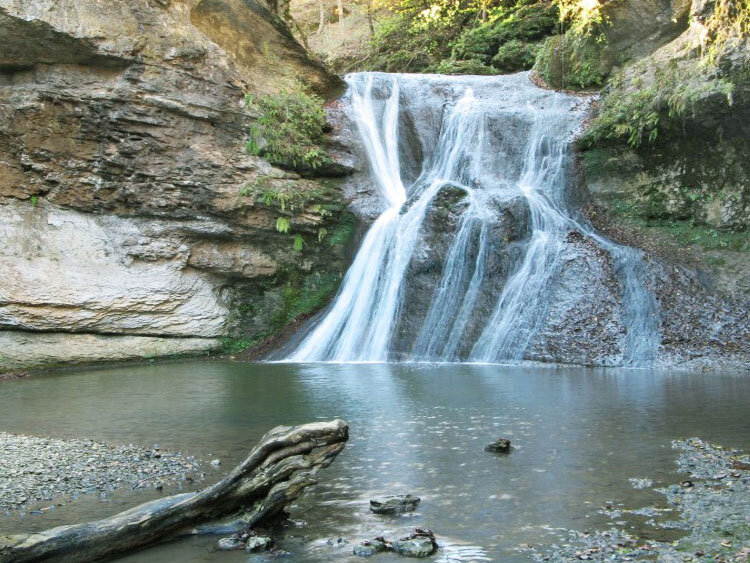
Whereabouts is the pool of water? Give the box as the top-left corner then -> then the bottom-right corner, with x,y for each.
1,361 -> 748,561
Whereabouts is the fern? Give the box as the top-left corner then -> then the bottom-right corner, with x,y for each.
276,217 -> 291,233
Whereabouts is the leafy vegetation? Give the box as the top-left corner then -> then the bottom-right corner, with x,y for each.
245,85 -> 333,171
581,62 -> 736,148
533,31 -> 605,89
702,0 -> 750,62
240,177 -> 350,252
360,0 -> 559,74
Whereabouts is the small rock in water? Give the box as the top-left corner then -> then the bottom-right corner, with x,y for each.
217,536 -> 244,551
245,535 -> 273,552
484,438 -> 511,453
353,537 -> 388,557
370,494 -> 421,515
210,458 -> 221,467
393,529 -> 438,558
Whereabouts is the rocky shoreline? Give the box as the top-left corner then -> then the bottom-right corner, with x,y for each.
0,433 -> 203,515
530,438 -> 750,562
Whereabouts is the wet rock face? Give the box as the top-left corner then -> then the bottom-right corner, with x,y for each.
391,189 -> 531,359
525,232 -> 627,367
0,0 -> 351,371
646,260 -> 750,371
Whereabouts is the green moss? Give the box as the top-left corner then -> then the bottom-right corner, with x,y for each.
327,212 -> 356,247
245,85 -> 334,171
609,197 -> 748,252
533,32 -> 606,89
273,270 -> 342,329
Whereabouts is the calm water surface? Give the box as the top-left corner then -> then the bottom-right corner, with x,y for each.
1,361 -> 748,561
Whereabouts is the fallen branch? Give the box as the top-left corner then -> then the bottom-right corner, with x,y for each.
0,420 -> 348,563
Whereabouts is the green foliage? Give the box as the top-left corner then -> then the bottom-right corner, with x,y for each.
363,14 -> 451,72
533,31 -> 606,89
241,178 -> 350,252
245,85 -> 332,171
363,1 -> 559,75
276,216 -> 291,233
433,58 -> 496,75
701,0 -> 750,62
491,39 -> 540,72
29,195 -> 39,208
451,2 -> 558,65
582,65 -> 736,148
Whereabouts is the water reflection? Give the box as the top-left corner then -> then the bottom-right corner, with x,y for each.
0,361 -> 747,561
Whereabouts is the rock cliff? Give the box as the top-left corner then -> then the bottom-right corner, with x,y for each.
579,0 -> 749,298
0,0 -> 354,371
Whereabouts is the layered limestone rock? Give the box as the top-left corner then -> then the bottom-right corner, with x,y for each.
0,0 -> 352,371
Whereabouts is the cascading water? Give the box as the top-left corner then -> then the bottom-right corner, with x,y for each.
285,72 -> 660,366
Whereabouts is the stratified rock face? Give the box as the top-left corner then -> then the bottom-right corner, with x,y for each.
0,0 -> 350,371
600,0 -> 691,63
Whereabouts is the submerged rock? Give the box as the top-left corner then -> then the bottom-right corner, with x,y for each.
393,529 -> 438,558
484,438 -> 511,453
369,494 -> 421,515
353,537 -> 388,557
354,530 -> 438,558
245,535 -> 273,552
217,536 -> 244,551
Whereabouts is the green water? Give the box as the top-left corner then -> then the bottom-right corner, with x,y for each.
0,361 -> 748,561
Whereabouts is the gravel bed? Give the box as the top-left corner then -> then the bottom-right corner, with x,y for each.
530,438 -> 750,562
0,432 -> 203,514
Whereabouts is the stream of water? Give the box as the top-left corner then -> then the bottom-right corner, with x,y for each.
285,72 -> 659,365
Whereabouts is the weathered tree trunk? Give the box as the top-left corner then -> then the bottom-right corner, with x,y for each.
0,420 -> 348,563
366,0 -> 374,36
318,0 -> 326,34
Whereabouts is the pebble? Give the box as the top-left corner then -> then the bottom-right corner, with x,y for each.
0,432 -> 202,514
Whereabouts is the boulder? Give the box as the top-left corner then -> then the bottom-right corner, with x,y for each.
484,438 -> 512,453
369,494 -> 421,515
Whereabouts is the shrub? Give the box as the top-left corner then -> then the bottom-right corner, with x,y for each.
432,58 -> 496,75
491,39 -> 540,72
451,2 -> 558,65
581,65 -> 736,148
245,86 -> 332,171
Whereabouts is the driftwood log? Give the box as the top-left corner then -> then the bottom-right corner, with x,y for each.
0,420 -> 349,563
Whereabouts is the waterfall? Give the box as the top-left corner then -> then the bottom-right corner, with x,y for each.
285,72 -> 660,365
